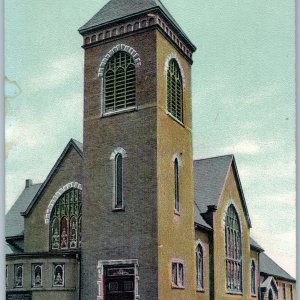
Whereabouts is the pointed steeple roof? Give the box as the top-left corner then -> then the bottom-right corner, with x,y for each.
79,0 -> 195,51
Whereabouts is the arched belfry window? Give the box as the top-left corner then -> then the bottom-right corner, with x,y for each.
225,204 -> 242,292
174,158 -> 180,212
115,153 -> 123,209
251,260 -> 256,294
167,59 -> 183,122
196,243 -> 204,290
50,188 -> 82,250
104,51 -> 136,113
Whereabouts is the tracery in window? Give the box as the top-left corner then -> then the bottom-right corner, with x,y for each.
14,264 -> 23,288
251,260 -> 256,294
104,51 -> 136,113
167,59 -> 183,122
225,204 -> 242,292
53,264 -> 64,287
50,188 -> 82,250
32,264 -> 42,287
196,244 -> 204,290
174,158 -> 180,212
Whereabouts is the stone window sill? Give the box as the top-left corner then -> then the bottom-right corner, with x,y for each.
102,106 -> 136,117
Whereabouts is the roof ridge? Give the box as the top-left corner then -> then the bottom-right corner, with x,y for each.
194,154 -> 234,162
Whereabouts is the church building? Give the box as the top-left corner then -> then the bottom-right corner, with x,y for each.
5,0 -> 296,300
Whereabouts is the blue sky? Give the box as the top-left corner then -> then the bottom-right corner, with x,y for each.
5,0 -> 295,276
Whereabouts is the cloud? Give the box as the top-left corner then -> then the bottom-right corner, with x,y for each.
25,54 -> 82,94
222,140 -> 260,154
5,76 -> 22,99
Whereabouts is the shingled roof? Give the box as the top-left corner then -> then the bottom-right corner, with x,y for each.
260,252 -> 296,282
193,155 -> 252,228
78,0 -> 195,50
6,183 -> 42,238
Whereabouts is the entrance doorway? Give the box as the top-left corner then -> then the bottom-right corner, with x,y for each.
104,265 -> 135,300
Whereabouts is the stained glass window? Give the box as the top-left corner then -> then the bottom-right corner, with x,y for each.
196,244 -> 204,290
50,188 -> 82,250
251,260 -> 255,294
225,204 -> 242,292
32,264 -> 42,287
174,158 -> 180,212
104,51 -> 136,113
14,264 -> 23,288
167,59 -> 183,122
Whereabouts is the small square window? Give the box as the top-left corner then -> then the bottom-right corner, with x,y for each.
32,264 -> 43,287
14,264 -> 23,288
171,260 -> 184,289
53,263 -> 65,287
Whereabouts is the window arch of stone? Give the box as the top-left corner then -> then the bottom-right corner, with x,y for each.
225,204 -> 243,293
98,44 -> 141,115
49,188 -> 82,250
195,240 -> 204,290
110,147 -> 127,210
167,58 -> 184,122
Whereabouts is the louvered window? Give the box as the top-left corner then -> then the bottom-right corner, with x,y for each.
104,51 -> 136,113
225,204 -> 242,292
167,59 -> 183,122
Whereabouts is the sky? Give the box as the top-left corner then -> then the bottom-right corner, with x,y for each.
5,0 -> 295,277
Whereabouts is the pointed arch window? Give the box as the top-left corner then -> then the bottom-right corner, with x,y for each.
104,51 -> 136,113
115,153 -> 123,209
50,188 -> 82,250
225,204 -> 242,292
174,158 -> 180,212
251,260 -> 256,294
167,59 -> 183,122
196,243 -> 204,290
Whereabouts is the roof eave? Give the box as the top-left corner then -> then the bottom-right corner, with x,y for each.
194,222 -> 213,232
78,7 -> 196,52
250,244 -> 264,253
260,272 -> 296,283
21,139 -> 83,217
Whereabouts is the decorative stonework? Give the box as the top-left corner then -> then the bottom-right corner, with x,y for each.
172,152 -> 183,166
83,15 -> 193,60
97,259 -> 139,300
195,239 -> 206,257
44,182 -> 82,224
110,147 -> 127,160
165,53 -> 186,89
98,44 -> 141,78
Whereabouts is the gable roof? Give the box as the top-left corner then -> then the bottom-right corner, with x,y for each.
5,183 -> 42,238
21,139 -> 83,217
194,155 -> 251,228
260,252 -> 296,282
79,0 -> 196,51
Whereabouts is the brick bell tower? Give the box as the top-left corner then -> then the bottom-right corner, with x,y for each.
79,0 -> 196,299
